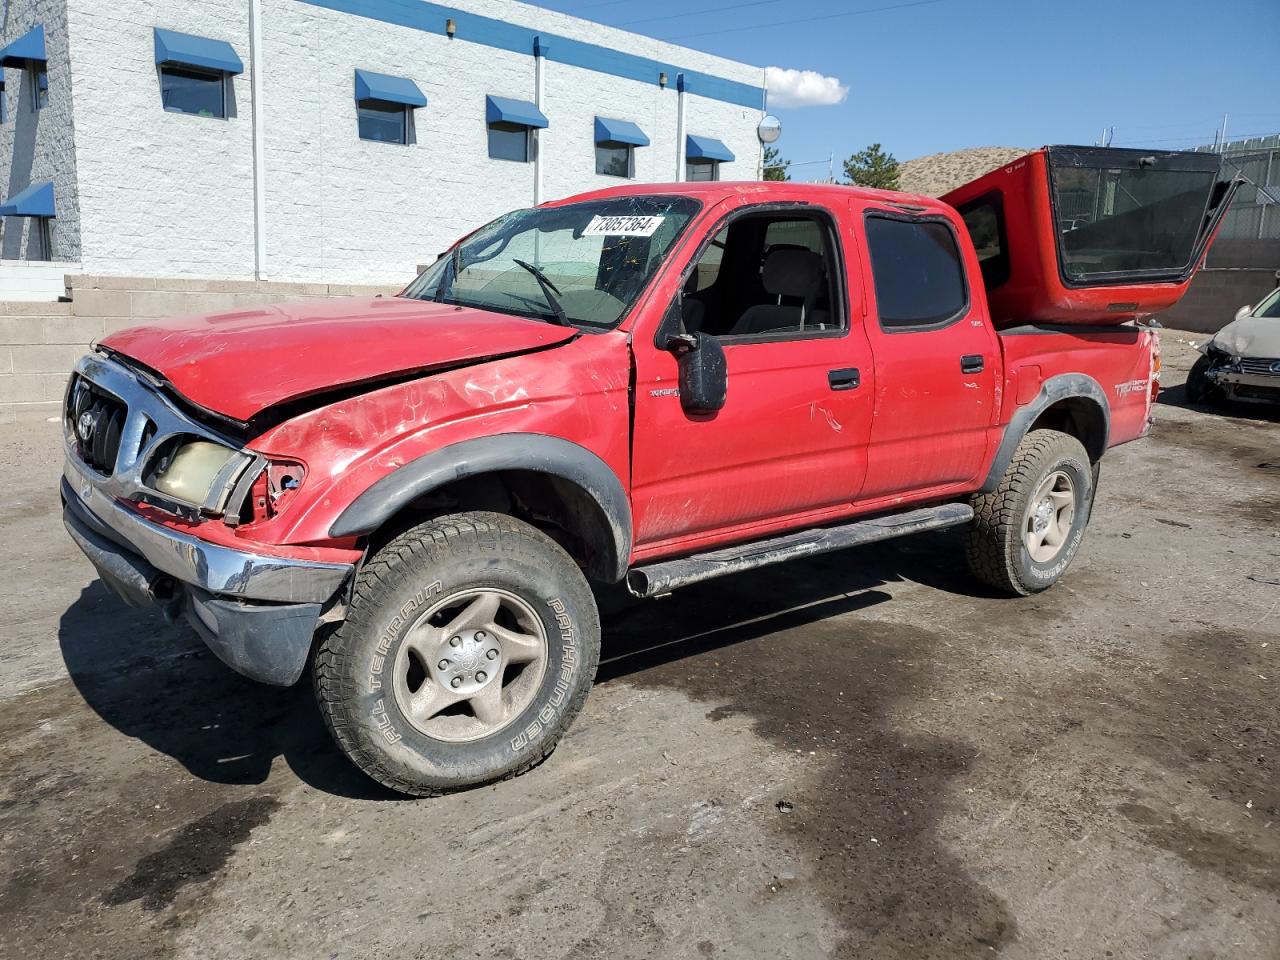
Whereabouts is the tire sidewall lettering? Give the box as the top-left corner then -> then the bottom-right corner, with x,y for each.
1020,455 -> 1091,585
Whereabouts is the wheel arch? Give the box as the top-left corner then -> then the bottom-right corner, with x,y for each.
329,434 -> 632,584
980,374 -> 1110,493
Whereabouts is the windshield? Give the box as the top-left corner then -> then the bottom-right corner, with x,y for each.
402,195 -> 701,329
1049,149 -> 1221,284
1252,286 -> 1280,318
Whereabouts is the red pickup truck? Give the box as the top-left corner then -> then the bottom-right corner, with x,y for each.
61,146 -> 1234,796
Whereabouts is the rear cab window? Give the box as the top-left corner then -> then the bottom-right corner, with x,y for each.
864,213 -> 969,330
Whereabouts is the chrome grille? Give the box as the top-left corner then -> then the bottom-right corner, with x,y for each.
1238,357 -> 1280,377
64,354 -> 261,521
66,374 -> 129,475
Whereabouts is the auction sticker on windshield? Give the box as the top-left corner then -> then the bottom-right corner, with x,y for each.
582,215 -> 666,238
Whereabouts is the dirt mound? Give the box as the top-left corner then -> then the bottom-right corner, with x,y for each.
898,146 -> 1028,197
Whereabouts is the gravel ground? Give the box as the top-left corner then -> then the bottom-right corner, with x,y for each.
0,331 -> 1277,960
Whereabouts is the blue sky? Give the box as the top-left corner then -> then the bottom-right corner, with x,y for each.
535,0 -> 1280,177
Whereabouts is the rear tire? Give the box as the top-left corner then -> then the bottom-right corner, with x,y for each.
966,429 -> 1093,596
1185,353 -> 1223,406
315,512 -> 600,797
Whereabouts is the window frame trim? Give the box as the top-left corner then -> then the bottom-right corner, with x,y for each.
955,189 -> 1011,292
29,62 -> 48,112
486,121 -> 532,163
594,142 -> 635,179
863,208 -> 972,335
654,200 -> 852,348
356,97 -> 411,145
157,62 -> 228,120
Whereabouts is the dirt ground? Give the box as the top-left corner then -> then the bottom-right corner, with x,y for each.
1,331 -> 1277,960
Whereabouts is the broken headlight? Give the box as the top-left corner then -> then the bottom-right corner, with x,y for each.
150,439 -> 244,504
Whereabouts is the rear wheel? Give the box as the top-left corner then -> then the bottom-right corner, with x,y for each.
966,429 -> 1093,596
315,512 -> 600,797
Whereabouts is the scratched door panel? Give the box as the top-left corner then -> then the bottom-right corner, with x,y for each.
631,336 -> 873,546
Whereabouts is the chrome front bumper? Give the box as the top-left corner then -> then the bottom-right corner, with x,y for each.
62,455 -> 351,604
61,401 -> 354,685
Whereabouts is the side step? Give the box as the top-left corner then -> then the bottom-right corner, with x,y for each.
625,502 -> 974,598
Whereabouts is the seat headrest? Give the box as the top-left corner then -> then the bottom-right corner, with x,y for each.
762,248 -> 824,299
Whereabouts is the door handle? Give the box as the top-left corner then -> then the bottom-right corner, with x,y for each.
960,355 -> 985,374
828,367 -> 860,391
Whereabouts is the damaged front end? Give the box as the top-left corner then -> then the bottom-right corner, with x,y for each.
1194,341 -> 1280,404
61,352 -> 357,685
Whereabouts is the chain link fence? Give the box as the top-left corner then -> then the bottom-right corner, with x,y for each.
1196,134 -> 1280,242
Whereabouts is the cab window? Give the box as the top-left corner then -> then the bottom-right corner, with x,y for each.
679,210 -> 843,340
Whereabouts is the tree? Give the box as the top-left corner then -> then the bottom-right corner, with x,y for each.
762,145 -> 790,181
843,143 -> 900,190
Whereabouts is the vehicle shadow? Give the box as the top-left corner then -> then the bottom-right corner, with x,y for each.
57,530 -> 990,799
1158,382 -> 1280,424
57,583 -> 398,800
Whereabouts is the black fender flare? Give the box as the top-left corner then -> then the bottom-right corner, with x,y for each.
980,374 -> 1110,493
329,434 -> 633,582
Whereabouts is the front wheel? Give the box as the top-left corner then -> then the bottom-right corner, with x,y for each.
315,512 -> 600,797
966,429 -> 1094,596
1185,353 -> 1223,406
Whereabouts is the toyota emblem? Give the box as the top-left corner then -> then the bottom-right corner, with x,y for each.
76,409 -> 97,442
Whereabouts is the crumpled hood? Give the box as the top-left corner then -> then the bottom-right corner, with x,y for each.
1208,314 -> 1280,358
101,296 -> 576,422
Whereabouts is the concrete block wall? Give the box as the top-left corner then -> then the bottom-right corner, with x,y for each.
0,273 -> 395,420
1159,240 -> 1280,334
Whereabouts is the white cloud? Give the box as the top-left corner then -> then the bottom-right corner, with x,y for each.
764,67 -> 849,109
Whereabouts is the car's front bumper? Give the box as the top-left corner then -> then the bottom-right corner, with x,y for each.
62,458 -> 354,686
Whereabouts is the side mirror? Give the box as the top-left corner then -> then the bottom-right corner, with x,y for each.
666,332 -> 727,414
1235,304 -> 1253,321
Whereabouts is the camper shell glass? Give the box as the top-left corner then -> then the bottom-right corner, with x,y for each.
1047,146 -> 1225,286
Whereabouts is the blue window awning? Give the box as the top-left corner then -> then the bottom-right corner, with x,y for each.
486,95 -> 548,129
686,135 -> 735,163
0,24 -> 46,68
354,69 -> 427,108
153,28 -> 244,75
595,116 -> 649,148
0,182 -> 55,218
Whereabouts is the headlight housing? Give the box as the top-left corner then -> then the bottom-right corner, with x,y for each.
151,440 -> 241,503
145,437 -> 256,519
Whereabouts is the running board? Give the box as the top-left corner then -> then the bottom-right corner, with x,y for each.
625,502 -> 974,598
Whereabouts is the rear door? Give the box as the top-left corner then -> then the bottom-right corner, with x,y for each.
629,197 -> 875,550
854,201 -> 999,500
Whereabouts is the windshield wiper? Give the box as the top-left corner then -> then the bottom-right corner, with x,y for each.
512,259 -> 569,327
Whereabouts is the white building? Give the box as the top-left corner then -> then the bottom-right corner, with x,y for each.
0,0 -> 767,287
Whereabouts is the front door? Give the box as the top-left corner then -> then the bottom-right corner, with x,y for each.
630,200 -> 875,552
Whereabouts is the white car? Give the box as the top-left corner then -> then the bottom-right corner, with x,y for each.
1188,285 -> 1280,406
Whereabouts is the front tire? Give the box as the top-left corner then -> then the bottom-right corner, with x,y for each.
966,430 -> 1093,596
315,512 -> 600,797
1185,353 -> 1223,406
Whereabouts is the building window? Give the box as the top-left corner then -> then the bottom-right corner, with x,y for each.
353,69 -> 425,146
30,218 -> 53,260
159,65 -> 226,118
686,160 -> 720,182
28,65 -> 47,110
593,117 -> 648,179
488,122 -> 530,163
595,144 -> 632,178
358,99 -> 408,144
484,96 -> 547,164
